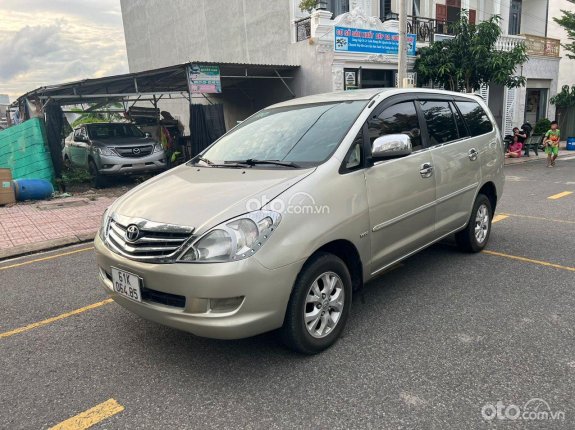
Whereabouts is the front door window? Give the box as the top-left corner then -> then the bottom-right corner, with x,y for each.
525,89 -> 548,124
367,101 -> 423,150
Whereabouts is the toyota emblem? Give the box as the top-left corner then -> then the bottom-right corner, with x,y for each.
125,224 -> 140,242
132,147 -> 141,154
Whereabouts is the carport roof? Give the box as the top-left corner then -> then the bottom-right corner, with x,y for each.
14,61 -> 299,106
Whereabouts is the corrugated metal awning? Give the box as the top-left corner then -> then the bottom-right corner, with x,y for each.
14,61 -> 299,106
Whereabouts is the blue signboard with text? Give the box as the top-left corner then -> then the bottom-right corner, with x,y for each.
334,26 -> 416,56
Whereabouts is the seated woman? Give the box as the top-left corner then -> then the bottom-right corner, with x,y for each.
505,136 -> 523,158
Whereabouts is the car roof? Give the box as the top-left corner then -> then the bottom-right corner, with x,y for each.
270,88 -> 483,108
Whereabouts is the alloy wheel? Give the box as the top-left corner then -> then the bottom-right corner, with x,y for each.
474,203 -> 490,244
303,271 -> 345,339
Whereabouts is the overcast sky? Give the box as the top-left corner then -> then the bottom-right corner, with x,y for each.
0,0 -> 128,101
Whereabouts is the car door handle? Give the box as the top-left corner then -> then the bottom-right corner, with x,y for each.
420,163 -> 433,178
468,148 -> 478,161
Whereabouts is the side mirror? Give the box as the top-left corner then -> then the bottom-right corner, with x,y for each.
145,132 -> 152,138
372,134 -> 412,160
74,135 -> 86,143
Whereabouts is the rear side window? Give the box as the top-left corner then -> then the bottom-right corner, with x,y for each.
454,101 -> 493,137
419,101 -> 459,145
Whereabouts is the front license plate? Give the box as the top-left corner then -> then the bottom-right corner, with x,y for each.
133,163 -> 145,169
111,267 -> 142,302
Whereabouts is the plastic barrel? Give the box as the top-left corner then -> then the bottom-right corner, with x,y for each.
13,179 -> 54,201
566,137 -> 575,151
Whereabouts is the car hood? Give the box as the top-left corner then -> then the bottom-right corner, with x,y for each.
92,137 -> 156,146
110,164 -> 315,233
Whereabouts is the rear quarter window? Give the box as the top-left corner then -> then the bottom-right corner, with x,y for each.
454,101 -> 493,137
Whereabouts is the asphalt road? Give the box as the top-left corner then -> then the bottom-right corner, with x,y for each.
1,156 -> 574,429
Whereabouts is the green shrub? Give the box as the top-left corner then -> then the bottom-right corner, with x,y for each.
299,0 -> 317,12
60,165 -> 91,185
533,118 -> 552,135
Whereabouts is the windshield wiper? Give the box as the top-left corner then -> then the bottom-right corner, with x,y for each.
232,159 -> 301,168
195,156 -> 214,166
191,156 -> 245,168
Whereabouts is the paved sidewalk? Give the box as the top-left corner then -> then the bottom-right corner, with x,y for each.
0,196 -> 116,260
504,142 -> 574,166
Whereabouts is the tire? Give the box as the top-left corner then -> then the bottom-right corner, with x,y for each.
281,252 -> 352,354
455,194 -> 493,253
88,160 -> 106,189
63,156 -> 71,169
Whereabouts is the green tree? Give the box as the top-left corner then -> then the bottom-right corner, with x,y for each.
415,15 -> 528,93
70,103 -> 124,128
298,0 -> 317,12
550,85 -> 575,108
553,0 -> 575,59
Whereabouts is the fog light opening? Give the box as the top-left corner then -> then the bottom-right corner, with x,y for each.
208,296 -> 244,313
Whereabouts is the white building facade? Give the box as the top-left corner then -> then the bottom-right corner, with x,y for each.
120,0 -> 562,135
547,0 -> 575,90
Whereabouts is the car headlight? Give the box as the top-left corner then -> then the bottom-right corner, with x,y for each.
96,147 -> 118,156
153,143 -> 163,153
178,210 -> 281,263
99,209 -> 111,241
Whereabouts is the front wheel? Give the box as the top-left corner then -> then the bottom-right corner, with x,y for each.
281,252 -> 352,354
455,194 -> 493,253
88,160 -> 106,189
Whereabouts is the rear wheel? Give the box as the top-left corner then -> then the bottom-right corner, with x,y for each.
281,252 -> 352,354
88,160 -> 106,189
456,194 -> 492,253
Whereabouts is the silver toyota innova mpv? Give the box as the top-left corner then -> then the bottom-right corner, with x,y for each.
95,88 -> 504,354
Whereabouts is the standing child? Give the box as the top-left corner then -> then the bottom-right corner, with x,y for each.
544,121 -> 560,167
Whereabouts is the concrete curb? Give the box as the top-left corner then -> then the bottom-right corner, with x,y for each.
0,231 -> 97,261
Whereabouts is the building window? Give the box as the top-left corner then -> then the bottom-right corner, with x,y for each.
327,0 -> 349,17
381,0 -> 392,19
412,0 -> 420,17
508,0 -> 522,35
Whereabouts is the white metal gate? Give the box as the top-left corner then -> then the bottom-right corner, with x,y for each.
502,87 -> 516,137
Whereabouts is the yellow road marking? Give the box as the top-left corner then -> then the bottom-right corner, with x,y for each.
498,213 -> 575,225
492,214 -> 509,223
0,247 -> 94,271
0,299 -> 113,340
482,250 -> 575,272
49,398 -> 124,430
548,191 -> 573,200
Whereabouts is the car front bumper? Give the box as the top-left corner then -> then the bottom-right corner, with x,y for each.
98,151 -> 167,175
94,235 -> 302,339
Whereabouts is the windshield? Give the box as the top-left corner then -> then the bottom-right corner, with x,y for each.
87,124 -> 144,139
200,100 -> 368,167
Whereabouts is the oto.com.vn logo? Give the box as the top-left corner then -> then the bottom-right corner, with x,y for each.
481,398 -> 565,421
246,192 -> 330,215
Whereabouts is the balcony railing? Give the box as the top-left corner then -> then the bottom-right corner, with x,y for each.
382,14 -> 456,43
495,34 -> 525,51
521,34 -> 561,57
295,16 -> 312,42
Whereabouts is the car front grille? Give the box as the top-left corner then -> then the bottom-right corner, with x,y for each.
104,217 -> 193,262
115,145 -> 153,158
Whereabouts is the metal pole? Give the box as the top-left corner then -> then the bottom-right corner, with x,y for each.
398,0 -> 408,88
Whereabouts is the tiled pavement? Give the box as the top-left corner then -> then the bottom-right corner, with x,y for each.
0,196 -> 115,252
